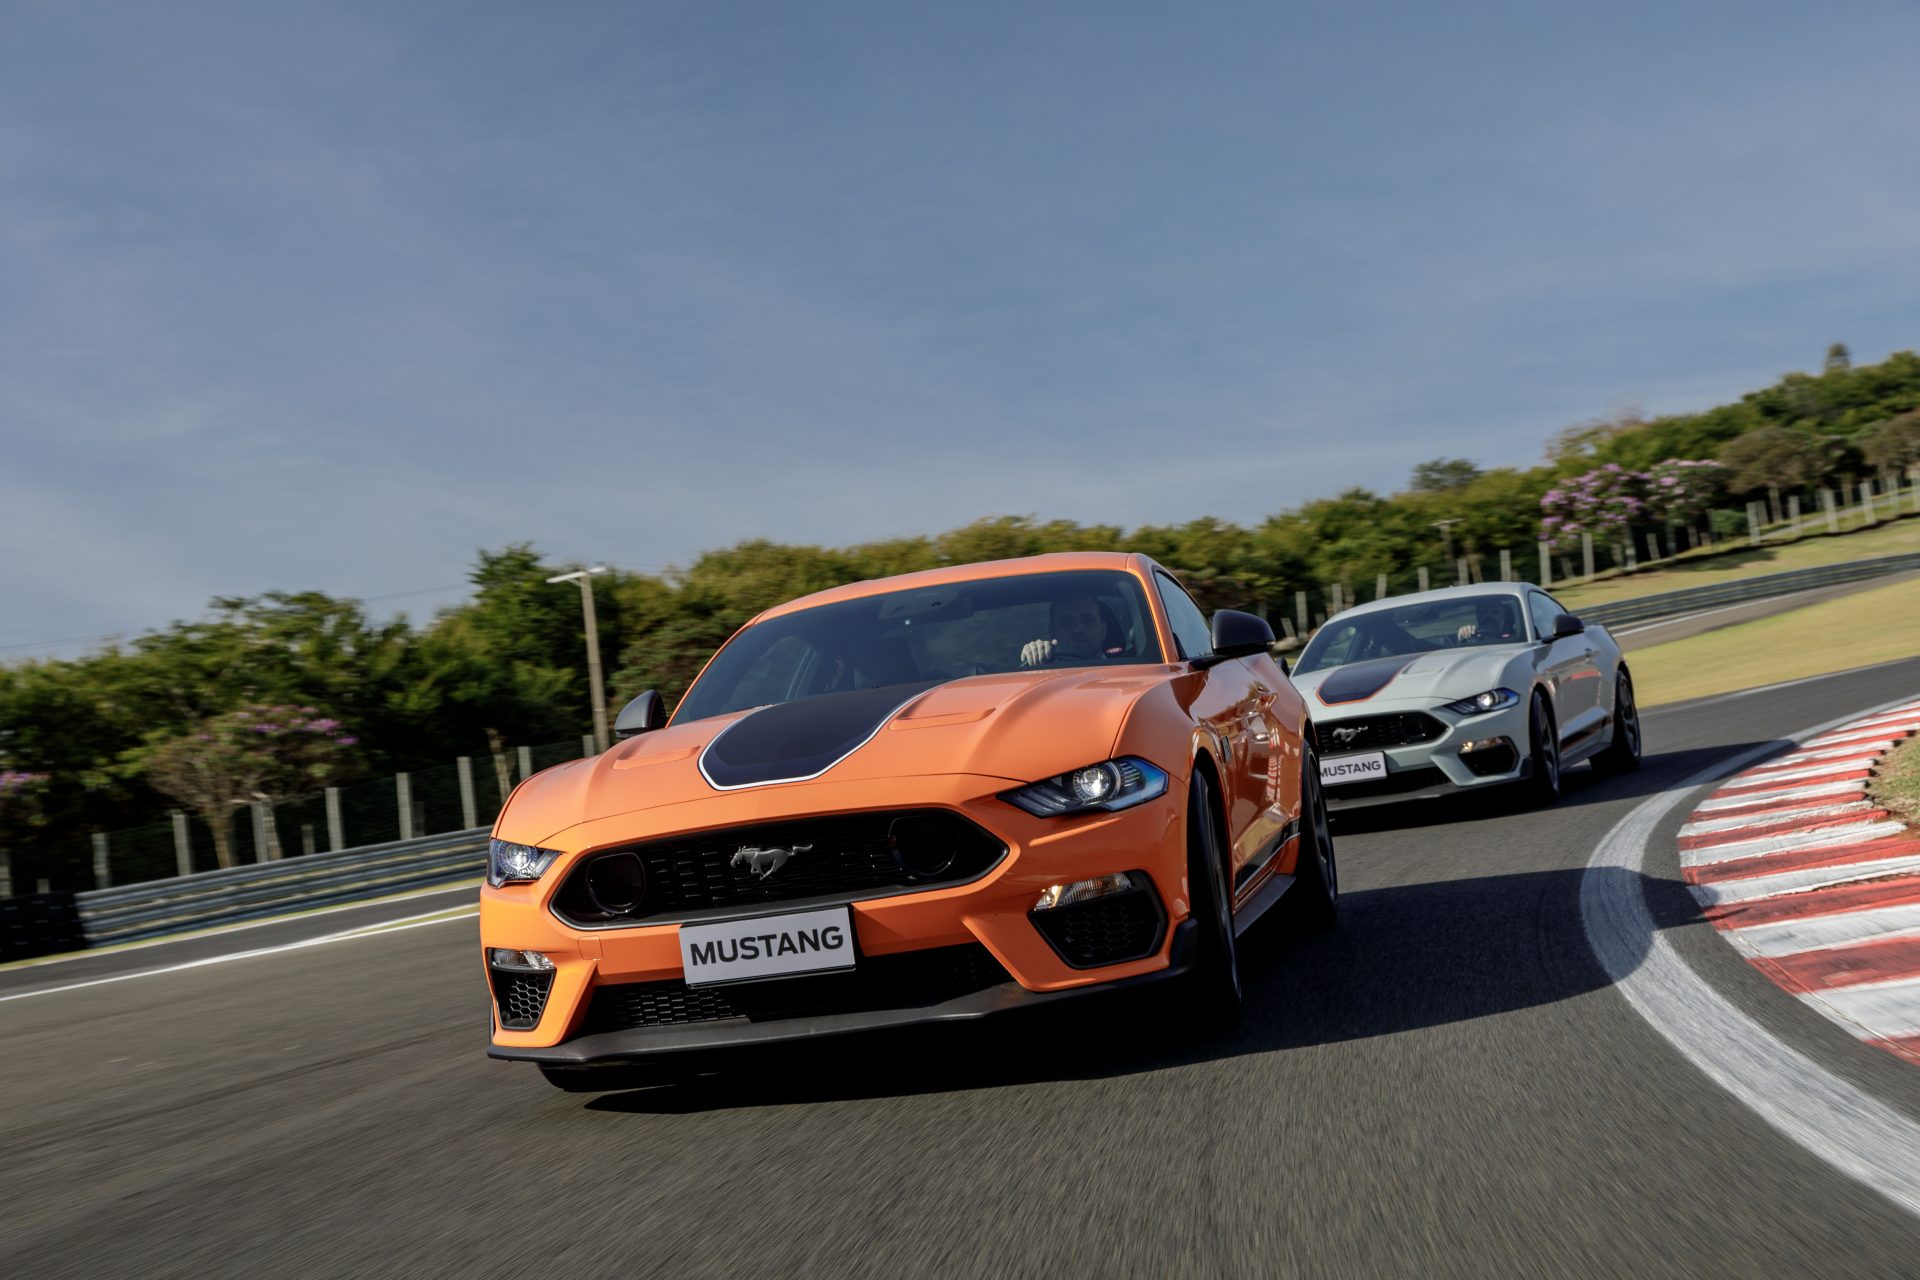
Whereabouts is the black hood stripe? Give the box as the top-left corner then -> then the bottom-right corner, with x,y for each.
698,680 -> 947,790
1317,656 -> 1419,705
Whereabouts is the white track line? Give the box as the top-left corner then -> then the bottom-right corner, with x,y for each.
1679,821 -> 1907,867
1695,779 -> 1867,812
1717,762 -> 1875,790
1727,903 -> 1920,959
1810,976 -> 1920,1040
1580,693 -> 1920,1218
1690,854 -> 1920,908
0,907 -> 479,1004
1679,801 -> 1877,838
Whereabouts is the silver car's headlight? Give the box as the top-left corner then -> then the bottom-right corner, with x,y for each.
1001,757 -> 1169,817
1442,687 -> 1520,716
488,838 -> 562,888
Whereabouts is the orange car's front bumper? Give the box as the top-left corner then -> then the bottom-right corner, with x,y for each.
482,772 -> 1196,1063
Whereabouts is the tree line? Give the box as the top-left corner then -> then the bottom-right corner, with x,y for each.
3,345 -> 1918,888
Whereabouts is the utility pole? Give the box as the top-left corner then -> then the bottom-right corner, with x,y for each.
548,564 -> 611,753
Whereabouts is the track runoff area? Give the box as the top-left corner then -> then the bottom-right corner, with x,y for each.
6,663 -> 1920,1276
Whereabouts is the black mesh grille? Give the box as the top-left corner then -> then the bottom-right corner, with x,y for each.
491,969 -> 554,1030
1323,765 -> 1448,798
1319,713 -> 1447,753
1030,887 -> 1165,969
583,944 -> 1011,1031
553,810 -> 1005,926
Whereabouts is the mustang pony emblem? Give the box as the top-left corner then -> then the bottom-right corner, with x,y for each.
731,843 -> 812,880
1331,727 -> 1361,748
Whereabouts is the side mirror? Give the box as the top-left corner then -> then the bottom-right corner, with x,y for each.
1277,655 -> 1291,677
1551,613 -> 1585,640
1195,610 -> 1275,668
613,690 -> 669,739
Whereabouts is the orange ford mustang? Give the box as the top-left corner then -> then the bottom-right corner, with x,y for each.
483,552 -> 1337,1090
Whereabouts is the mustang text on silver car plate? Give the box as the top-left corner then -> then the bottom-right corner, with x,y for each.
1320,751 -> 1387,785
678,905 -> 855,986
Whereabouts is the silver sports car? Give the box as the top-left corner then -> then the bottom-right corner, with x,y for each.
1287,583 -> 1641,809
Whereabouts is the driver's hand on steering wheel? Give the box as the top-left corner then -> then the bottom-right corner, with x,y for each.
1455,623 -> 1478,643
1019,638 -> 1057,668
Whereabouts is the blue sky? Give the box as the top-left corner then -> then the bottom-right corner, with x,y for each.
5,0 -> 1918,656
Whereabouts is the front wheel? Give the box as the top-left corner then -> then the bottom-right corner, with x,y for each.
1522,693 -> 1562,807
1591,668 -> 1643,775
1292,748 -> 1338,931
1180,769 -> 1242,1032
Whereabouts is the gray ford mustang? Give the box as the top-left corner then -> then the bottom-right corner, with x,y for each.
1288,583 -> 1641,809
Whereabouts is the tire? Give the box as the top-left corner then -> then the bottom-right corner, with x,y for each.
1181,769 -> 1242,1031
1522,692 -> 1562,807
1293,747 -> 1338,931
1591,667 -> 1643,775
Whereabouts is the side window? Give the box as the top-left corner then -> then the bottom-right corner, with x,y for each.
1154,572 -> 1213,660
1526,593 -> 1562,641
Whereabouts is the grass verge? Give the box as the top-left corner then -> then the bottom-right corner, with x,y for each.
1555,511 -> 1920,610
1627,574 -> 1920,707
1870,734 -> 1920,829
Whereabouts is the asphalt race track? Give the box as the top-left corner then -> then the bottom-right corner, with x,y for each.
7,659 -> 1920,1278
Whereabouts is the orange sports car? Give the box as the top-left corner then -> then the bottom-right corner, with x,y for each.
482,552 -> 1337,1090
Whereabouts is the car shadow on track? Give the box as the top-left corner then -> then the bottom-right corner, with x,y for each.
582,861 -> 1706,1116
1328,741 -> 1786,835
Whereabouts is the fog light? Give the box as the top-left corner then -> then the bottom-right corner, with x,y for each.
1033,872 -> 1139,912
488,948 -> 555,971
1460,737 -> 1508,754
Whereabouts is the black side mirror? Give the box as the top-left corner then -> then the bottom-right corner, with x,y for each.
1551,613 -> 1585,640
613,690 -> 669,739
1193,610 -> 1275,668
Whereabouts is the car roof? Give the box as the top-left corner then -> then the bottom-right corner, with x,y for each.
1328,581 -> 1546,621
753,551 -> 1156,622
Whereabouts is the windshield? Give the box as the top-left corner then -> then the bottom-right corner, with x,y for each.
673,570 -> 1164,723
1294,593 -> 1529,674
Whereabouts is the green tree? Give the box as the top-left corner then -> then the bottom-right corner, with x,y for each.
1408,458 -> 1483,493
1717,426 -> 1832,494
1861,410 -> 1920,473
1825,342 -> 1852,374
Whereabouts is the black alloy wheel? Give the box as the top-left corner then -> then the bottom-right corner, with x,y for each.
1182,769 -> 1242,1030
1592,668 -> 1643,775
1293,747 -> 1338,931
1524,692 -> 1562,806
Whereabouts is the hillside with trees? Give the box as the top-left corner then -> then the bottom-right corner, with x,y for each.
4,347 -> 1918,888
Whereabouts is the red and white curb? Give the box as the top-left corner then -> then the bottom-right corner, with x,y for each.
1680,700 -> 1920,1066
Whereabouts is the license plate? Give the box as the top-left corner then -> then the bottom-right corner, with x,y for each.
678,905 -> 855,987
1320,751 -> 1387,785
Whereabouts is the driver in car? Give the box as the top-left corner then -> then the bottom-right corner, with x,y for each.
1455,598 -> 1521,645
1020,594 -> 1123,668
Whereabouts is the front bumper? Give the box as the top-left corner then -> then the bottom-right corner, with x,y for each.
490,919 -> 1197,1064
482,772 -> 1193,1057
1315,702 -> 1531,810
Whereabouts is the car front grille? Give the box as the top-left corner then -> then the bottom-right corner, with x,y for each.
581,944 -> 1012,1031
552,810 -> 1006,927
1029,883 -> 1166,969
1319,712 -> 1447,753
491,969 -> 554,1031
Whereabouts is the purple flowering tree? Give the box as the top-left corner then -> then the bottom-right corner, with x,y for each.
1643,458 -> 1730,526
1538,463 -> 1652,554
139,705 -> 359,868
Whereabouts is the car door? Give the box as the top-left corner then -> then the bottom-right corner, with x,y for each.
1526,590 -> 1604,744
1154,572 -> 1282,891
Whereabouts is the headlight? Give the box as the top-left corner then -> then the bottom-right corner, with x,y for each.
1001,757 -> 1169,817
1442,687 -> 1520,716
488,838 -> 561,888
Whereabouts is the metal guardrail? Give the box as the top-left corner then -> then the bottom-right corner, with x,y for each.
1579,551 -> 1920,629
75,828 -> 488,946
